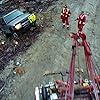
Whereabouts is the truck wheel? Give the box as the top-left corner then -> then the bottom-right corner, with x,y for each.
41,87 -> 48,100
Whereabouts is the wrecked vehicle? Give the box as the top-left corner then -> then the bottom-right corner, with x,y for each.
0,9 -> 36,38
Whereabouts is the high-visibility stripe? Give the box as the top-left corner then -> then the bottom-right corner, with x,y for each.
83,22 -> 85,24
62,8 -> 65,13
80,14 -> 85,19
66,12 -> 68,14
65,15 -> 68,17
63,23 -> 65,25
61,13 -> 63,15
79,21 -> 82,24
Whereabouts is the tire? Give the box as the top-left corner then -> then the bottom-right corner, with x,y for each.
2,29 -> 12,38
41,87 -> 48,100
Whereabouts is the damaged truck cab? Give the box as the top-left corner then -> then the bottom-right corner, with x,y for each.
0,9 -> 36,38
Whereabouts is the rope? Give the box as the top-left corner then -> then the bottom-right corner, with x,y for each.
77,48 -> 83,98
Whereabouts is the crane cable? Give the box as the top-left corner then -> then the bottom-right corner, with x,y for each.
77,47 -> 83,97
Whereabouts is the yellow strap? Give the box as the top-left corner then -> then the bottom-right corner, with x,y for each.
28,14 -> 36,23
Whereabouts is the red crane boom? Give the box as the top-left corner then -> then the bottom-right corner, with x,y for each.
65,33 -> 99,100
65,33 -> 78,100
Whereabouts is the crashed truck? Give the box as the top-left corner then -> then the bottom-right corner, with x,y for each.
0,9 -> 36,38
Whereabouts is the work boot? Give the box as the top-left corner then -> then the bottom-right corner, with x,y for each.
66,25 -> 69,30
63,25 -> 65,28
67,27 -> 69,30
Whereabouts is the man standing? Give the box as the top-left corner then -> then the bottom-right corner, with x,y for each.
61,5 -> 71,29
76,11 -> 86,34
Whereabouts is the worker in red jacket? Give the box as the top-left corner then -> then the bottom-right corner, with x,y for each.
76,11 -> 86,34
61,5 -> 71,29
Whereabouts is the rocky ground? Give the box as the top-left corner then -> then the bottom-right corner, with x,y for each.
0,0 -> 100,100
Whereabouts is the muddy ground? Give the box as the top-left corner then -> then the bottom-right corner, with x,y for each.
0,0 -> 100,100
